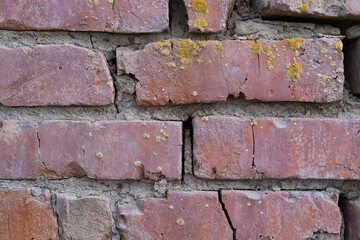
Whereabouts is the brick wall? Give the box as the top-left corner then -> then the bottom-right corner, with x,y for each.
1,0 -> 360,239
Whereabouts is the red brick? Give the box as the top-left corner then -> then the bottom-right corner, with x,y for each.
0,188 -> 59,240
117,38 -> 343,106
341,199 -> 360,239
39,121 -> 182,180
184,0 -> 235,33
0,0 -> 168,33
0,121 -> 41,179
254,118 -> 360,179
117,191 -> 233,239
193,117 -> 360,180
193,116 -> 254,179
222,191 -> 342,240
55,194 -> 112,240
0,45 -> 114,106
254,0 -> 360,20
345,38 -> 360,94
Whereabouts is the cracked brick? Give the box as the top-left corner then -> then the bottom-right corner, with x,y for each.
222,191 -> 342,240
117,191 -> 233,239
193,117 -> 360,180
117,38 -> 343,106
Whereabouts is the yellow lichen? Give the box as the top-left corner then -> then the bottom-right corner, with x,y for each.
250,121 -> 258,126
216,42 -> 223,51
194,18 -> 208,32
190,0 -> 208,15
134,161 -> 142,167
89,0 -> 98,5
297,3 -> 310,12
197,41 -> 206,47
202,116 -> 209,122
167,62 -> 177,68
154,40 -> 172,56
335,41 -> 343,51
192,91 -> 198,96
284,38 -> 303,50
96,152 -> 103,159
330,61 -> 336,67
177,39 -> 197,64
286,62 -> 302,82
250,42 -> 264,54
176,218 -> 185,225
321,48 -> 328,54
156,167 -> 162,172
143,133 -> 150,139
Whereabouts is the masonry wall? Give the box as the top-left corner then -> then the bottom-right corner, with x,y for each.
1,0 -> 360,239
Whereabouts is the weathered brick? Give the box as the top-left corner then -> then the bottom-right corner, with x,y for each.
55,193 -> 112,240
184,0 -> 235,33
0,45 -> 114,106
0,188 -> 59,240
0,0 -> 168,33
117,191 -> 233,239
253,0 -> 360,20
345,38 -> 360,94
193,116 -> 254,179
0,121 -> 41,179
222,191 -> 342,240
39,121 -> 182,180
117,38 -> 343,106
341,199 -> 360,239
254,118 -> 360,179
193,117 -> 360,180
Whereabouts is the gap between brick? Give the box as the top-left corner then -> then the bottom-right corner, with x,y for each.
182,117 -> 193,182
218,190 -> 236,240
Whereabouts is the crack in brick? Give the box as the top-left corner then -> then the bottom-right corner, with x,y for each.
218,190 -> 236,240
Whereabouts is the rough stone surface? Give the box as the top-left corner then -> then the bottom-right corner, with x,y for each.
117,38 -> 343,106
253,0 -> 360,20
341,199 -> 360,240
184,0 -> 235,33
0,188 -> 59,240
39,121 -> 182,180
222,191 -> 342,240
254,118 -> 360,179
193,116 -> 254,179
0,0 -> 168,33
117,191 -> 233,239
55,193 -> 112,240
0,44 -> 114,106
345,38 -> 360,95
0,121 -> 41,179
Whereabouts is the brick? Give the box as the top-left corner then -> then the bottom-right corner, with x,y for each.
117,38 -> 343,106
0,121 -> 42,179
253,118 -> 360,179
253,0 -> 360,20
345,38 -> 360,94
0,0 -> 168,33
0,45 -> 114,106
117,191 -> 233,239
193,117 -> 360,180
184,0 -> 235,33
0,188 -> 59,240
55,193 -> 112,240
39,121 -> 182,180
193,116 -> 254,179
222,191 -> 342,240
341,199 -> 360,239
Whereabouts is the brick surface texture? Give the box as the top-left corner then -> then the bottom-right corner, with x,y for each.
118,191 -> 233,239
222,191 -> 342,239
0,189 -> 59,240
194,116 -> 360,180
1,0 -> 360,239
0,0 -> 169,33
0,45 -> 114,106
118,38 -> 344,106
